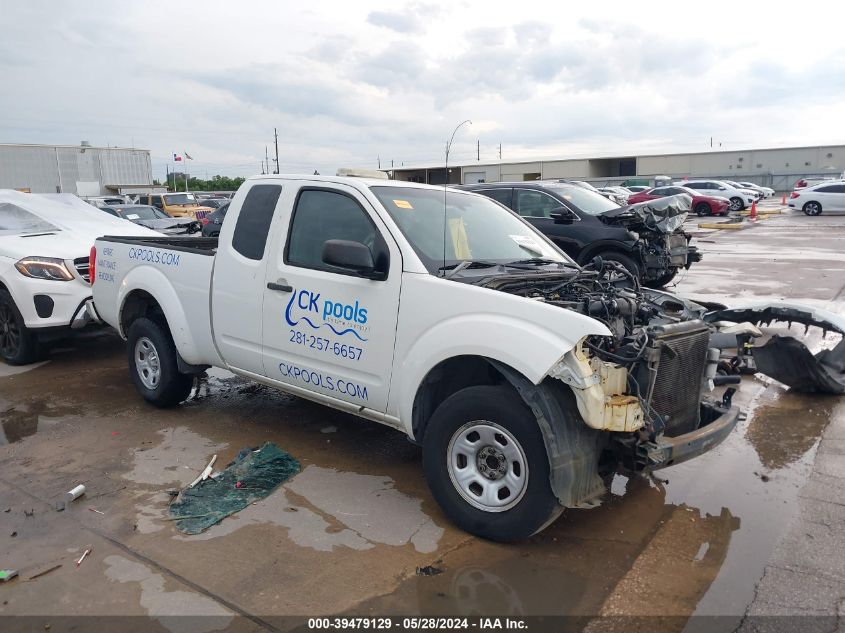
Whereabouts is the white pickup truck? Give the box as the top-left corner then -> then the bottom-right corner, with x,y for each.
92,175 -> 742,540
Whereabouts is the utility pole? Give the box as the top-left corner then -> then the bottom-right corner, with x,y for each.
378,155 -> 381,169
264,146 -> 269,175
274,128 -> 280,174
498,143 -> 502,160
477,139 -> 480,161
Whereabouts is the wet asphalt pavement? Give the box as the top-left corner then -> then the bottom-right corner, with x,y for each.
1,202 -> 844,632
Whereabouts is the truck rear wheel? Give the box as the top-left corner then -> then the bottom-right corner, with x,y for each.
126,317 -> 193,407
0,289 -> 39,365
422,385 -> 562,541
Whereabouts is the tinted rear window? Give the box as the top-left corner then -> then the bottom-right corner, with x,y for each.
231,185 -> 282,260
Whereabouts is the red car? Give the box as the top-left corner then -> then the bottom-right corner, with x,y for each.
627,185 -> 730,216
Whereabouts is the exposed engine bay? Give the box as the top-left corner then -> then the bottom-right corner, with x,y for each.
463,257 -> 843,474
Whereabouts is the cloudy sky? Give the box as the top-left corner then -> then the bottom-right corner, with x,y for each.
2,0 -> 844,181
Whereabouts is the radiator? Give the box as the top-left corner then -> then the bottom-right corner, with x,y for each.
637,321 -> 711,436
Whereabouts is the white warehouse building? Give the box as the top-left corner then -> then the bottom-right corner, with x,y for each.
0,142 -> 158,196
385,144 -> 845,192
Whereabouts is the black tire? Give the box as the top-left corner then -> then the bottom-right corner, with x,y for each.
803,201 -> 823,216
729,197 -> 744,212
694,202 -> 711,216
126,317 -> 193,407
644,268 -> 678,289
422,385 -> 562,541
595,251 -> 641,284
0,289 -> 39,365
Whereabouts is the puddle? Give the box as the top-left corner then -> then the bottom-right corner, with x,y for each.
177,465 -> 444,554
176,487 -> 373,551
103,555 -> 233,633
0,402 -> 62,445
745,391 -> 837,471
349,477 -> 739,618
123,426 -> 227,487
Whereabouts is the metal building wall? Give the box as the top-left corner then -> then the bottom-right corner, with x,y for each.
0,144 -> 152,194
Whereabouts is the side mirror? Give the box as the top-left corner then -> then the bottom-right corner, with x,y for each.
718,187 -> 726,190
322,239 -> 386,280
549,207 -> 574,224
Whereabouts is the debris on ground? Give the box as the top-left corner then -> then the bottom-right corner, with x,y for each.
26,563 -> 62,581
169,442 -> 300,534
416,565 -> 444,576
88,508 -> 105,515
0,569 -> 19,582
188,455 -> 217,488
65,484 -> 86,503
75,548 -> 91,567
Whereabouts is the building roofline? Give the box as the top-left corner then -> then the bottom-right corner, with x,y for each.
381,143 -> 845,172
0,142 -> 150,152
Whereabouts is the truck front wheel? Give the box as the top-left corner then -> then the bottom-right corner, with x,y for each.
126,317 -> 193,407
422,385 -> 562,541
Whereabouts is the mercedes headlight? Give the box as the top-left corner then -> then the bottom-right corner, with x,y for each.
15,257 -> 74,281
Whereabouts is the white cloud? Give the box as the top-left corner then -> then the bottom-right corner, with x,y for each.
1,0 -> 844,180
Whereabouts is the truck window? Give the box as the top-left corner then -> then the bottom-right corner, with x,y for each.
231,184 -> 282,260
151,196 -> 163,208
286,189 -> 377,272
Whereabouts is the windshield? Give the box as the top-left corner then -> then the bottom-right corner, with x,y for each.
164,193 -> 197,205
371,186 -> 571,274
540,184 -> 620,215
115,205 -> 168,220
0,203 -> 60,235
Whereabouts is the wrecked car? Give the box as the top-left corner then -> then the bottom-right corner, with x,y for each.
92,176 -> 788,541
103,204 -> 202,235
458,181 -> 701,288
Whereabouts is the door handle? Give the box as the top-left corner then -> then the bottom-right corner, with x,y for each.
267,282 -> 293,292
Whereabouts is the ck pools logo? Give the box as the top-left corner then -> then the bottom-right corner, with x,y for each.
285,289 -> 369,342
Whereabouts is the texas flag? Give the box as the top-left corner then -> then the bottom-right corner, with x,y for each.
173,153 -> 182,162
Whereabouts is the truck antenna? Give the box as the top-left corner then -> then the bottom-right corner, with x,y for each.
443,120 -> 472,276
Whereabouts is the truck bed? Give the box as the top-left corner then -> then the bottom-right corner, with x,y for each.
99,235 -> 218,255
93,234 -> 222,367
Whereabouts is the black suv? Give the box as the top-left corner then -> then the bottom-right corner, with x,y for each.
458,181 -> 700,288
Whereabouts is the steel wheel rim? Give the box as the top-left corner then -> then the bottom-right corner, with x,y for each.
0,302 -> 20,357
807,203 -> 820,215
447,421 -> 529,512
730,198 -> 741,211
134,337 -> 161,389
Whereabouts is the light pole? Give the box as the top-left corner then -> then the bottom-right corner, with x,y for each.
445,119 -> 472,185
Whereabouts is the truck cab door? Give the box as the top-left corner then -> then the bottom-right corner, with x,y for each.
261,183 -> 401,413
211,183 -> 283,375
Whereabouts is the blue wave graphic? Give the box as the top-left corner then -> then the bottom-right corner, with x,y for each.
284,291 -> 368,341
325,323 -> 368,342
300,316 -> 321,330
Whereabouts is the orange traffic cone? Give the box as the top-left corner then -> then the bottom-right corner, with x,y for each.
781,194 -> 787,205
749,200 -> 757,220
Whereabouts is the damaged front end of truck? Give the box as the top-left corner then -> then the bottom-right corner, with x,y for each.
471,261 -> 743,506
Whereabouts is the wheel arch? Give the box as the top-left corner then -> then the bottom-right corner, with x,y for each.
412,356 -> 607,508
576,241 -> 636,266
